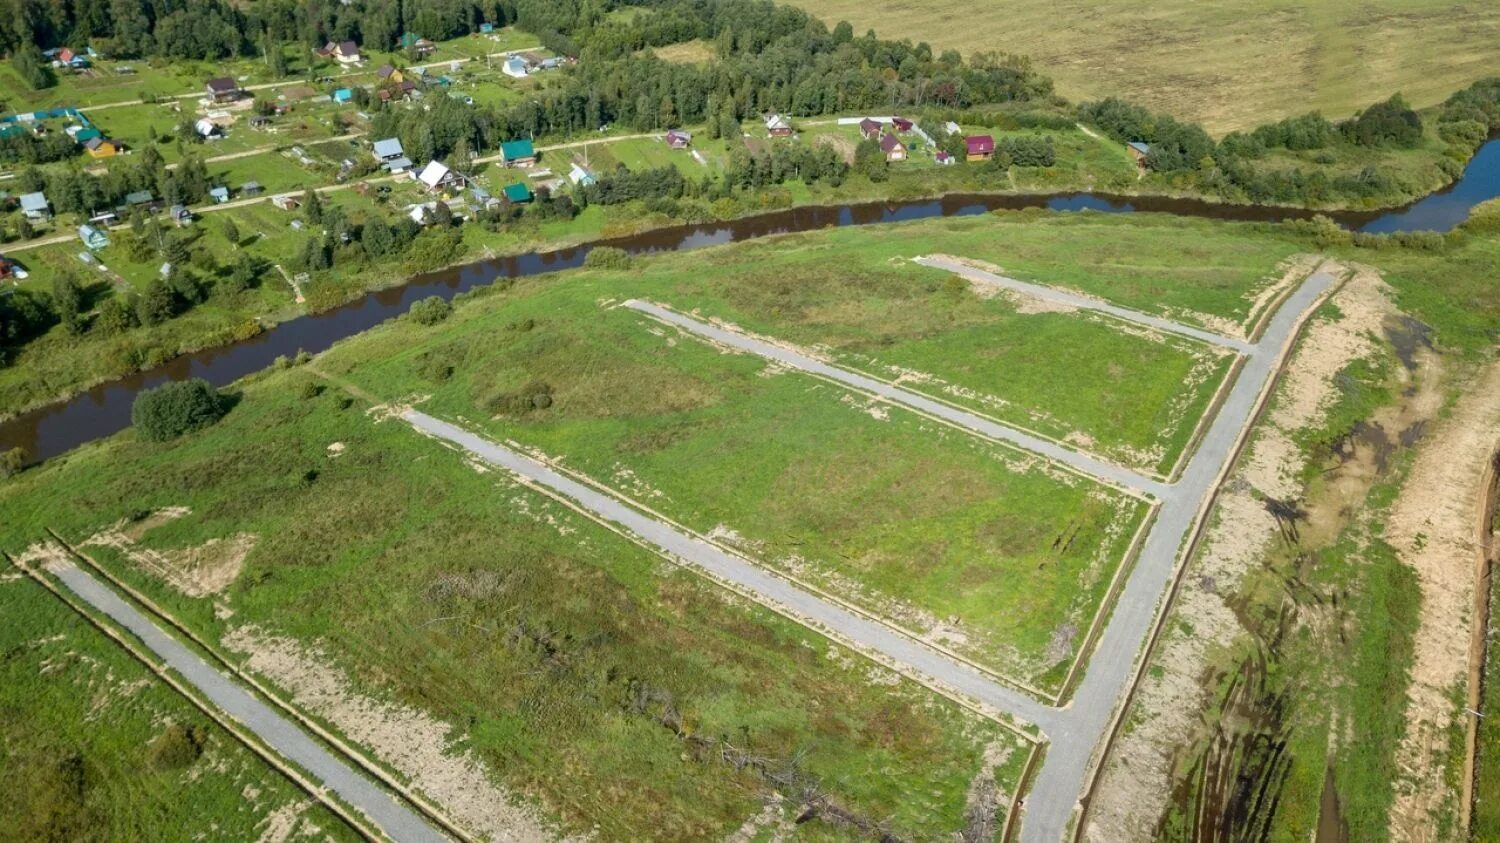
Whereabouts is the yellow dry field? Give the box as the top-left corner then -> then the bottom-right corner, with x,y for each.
790,0 -> 1500,134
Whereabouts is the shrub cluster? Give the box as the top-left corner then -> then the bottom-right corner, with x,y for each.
131,378 -> 228,442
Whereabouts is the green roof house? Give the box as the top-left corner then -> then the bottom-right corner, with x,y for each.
502,182 -> 532,203
499,139 -> 536,167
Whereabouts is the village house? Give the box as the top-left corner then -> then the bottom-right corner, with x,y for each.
321,40 -> 362,65
1127,141 -> 1151,166
205,77 -> 241,103
242,181 -> 264,197
416,160 -> 466,192
377,64 -> 405,84
568,163 -> 596,186
194,118 -> 222,139
765,113 -> 793,137
78,224 -> 110,250
944,120 -> 962,135
664,129 -> 691,149
880,133 -> 907,162
331,88 -> 354,104
83,136 -> 121,158
965,134 -> 995,162
499,139 -> 537,167
19,191 -> 50,221
502,182 -> 533,204
399,33 -> 436,57
169,204 -> 193,226
209,186 -> 230,204
892,116 -> 914,132
858,118 -> 882,140
373,137 -> 405,163
271,193 -> 301,211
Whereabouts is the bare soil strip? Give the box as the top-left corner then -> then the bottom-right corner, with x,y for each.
914,255 -> 1256,353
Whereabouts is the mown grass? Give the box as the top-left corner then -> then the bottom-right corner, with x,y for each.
319,277 -> 1148,691
0,561 -> 357,841
0,360 -> 1029,840
786,0 -> 1500,134
615,219 -> 1240,475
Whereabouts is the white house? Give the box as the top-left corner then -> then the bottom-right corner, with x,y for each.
415,160 -> 465,192
194,118 -> 221,138
568,163 -> 596,186
501,56 -> 528,78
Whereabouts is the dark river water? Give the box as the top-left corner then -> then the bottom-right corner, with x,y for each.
6,138 -> 1500,464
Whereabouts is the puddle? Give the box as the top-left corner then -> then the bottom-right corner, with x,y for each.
1316,766 -> 1350,843
1384,316 -> 1433,371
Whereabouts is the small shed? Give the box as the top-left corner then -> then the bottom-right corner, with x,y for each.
124,190 -> 154,207
1126,141 -> 1150,164
169,204 -> 193,226
242,181 -> 264,197
858,118 -> 881,140
568,163 -> 596,186
209,186 -> 230,203
385,156 -> 413,174
892,116 -> 913,132
194,118 -> 221,138
331,88 -> 354,104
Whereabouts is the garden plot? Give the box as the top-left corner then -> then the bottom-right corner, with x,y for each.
0,362 -> 1033,841
321,282 -> 1153,695
604,228 -> 1244,478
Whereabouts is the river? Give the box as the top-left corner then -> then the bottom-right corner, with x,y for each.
5,137 -> 1500,463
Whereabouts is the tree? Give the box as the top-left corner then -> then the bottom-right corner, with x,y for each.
302,188 -> 323,224
221,216 -> 240,247
136,279 -> 179,326
131,378 -> 228,442
13,44 -> 56,91
51,273 -> 86,334
96,295 -> 139,334
361,215 -> 394,257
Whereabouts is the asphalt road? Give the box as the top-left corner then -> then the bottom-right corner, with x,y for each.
402,410 -> 1060,730
47,560 -> 449,843
622,299 -> 1167,498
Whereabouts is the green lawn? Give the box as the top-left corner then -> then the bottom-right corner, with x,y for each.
318,274 -> 1149,692
0,561 -> 358,841
0,359 -> 1031,841
622,220 -> 1241,476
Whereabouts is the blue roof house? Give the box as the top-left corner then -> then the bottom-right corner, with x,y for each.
331,88 -> 354,104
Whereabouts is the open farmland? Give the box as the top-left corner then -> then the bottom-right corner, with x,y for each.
786,0 -> 1500,134
0,356 -> 1035,840
321,281 -> 1151,695
0,557 -> 357,841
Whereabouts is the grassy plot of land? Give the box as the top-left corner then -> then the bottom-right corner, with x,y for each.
0,368 -> 1031,842
0,562 -> 356,841
785,0 -> 1500,134
321,277 -> 1149,692
621,220 -> 1238,476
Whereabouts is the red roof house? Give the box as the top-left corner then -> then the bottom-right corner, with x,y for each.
880,133 -> 906,161
892,116 -> 914,132
858,118 -> 882,140
965,135 -> 995,161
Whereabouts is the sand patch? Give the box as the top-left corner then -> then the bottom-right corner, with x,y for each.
325,442 -> 346,458
222,625 -> 564,842
254,801 -> 308,843
81,510 -> 256,598
1386,361 -> 1500,839
961,741 -> 1016,843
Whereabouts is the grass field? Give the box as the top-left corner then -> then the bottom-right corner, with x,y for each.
320,278 -> 1149,692
0,561 -> 357,841
787,0 -> 1500,134
624,217 -> 1246,475
0,358 -> 1032,840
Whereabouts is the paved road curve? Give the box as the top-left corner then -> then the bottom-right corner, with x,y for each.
403,410 -> 1061,730
622,299 -> 1168,498
914,255 -> 1256,353
1018,268 -> 1336,841
46,560 -> 449,843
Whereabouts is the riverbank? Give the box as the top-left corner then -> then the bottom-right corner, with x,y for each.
2,138 -> 1498,456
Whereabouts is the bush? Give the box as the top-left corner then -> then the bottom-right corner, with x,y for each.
0,447 -> 26,478
131,379 -> 228,442
407,296 -> 452,326
147,723 -> 204,770
484,381 -> 554,415
583,246 -> 633,270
